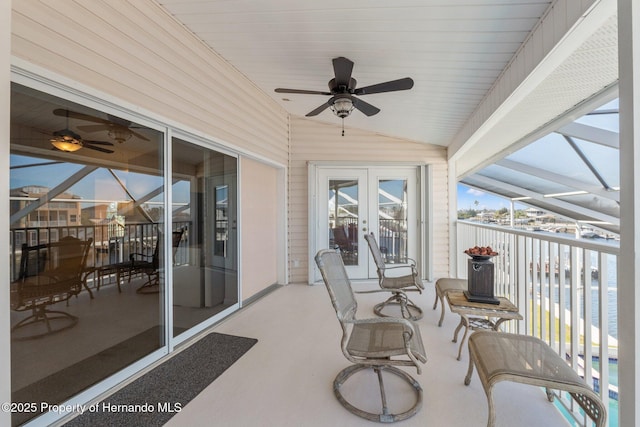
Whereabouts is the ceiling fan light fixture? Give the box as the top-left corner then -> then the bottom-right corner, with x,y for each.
108,128 -> 132,143
330,97 -> 354,118
50,135 -> 83,152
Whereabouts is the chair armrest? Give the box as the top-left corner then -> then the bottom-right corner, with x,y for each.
356,289 -> 406,296
383,265 -> 418,277
383,264 -> 415,271
129,253 -> 153,261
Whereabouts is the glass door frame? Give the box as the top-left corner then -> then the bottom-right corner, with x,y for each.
309,162 -> 431,284
318,168 -> 369,278
366,168 -> 418,279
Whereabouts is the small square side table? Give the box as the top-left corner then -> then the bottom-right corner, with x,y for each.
446,290 -> 522,360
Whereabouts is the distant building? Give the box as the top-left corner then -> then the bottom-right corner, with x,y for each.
10,185 -> 82,228
525,207 -> 546,219
10,185 -> 83,245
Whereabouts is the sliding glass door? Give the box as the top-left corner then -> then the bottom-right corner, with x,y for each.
9,83 -> 166,425
171,138 -> 238,335
9,77 -> 242,426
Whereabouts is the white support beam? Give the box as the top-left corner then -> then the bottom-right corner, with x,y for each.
471,174 -> 619,225
448,159 -> 458,277
497,158 -> 620,202
556,121 -> 619,148
617,1 -> 640,426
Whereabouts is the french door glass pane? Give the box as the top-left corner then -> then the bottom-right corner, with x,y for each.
378,179 -> 408,264
328,179 -> 359,266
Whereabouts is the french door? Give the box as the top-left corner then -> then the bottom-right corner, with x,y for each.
315,166 -> 419,280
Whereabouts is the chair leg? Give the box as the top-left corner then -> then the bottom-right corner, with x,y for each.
438,295 -> 447,326
136,271 -> 160,294
11,305 -> 78,340
375,367 -> 390,418
374,292 -> 424,321
333,364 -> 423,423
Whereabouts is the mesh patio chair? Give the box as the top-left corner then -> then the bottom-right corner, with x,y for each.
127,228 -> 184,294
331,225 -> 359,265
10,236 -> 93,340
363,232 -> 424,320
315,249 -> 427,423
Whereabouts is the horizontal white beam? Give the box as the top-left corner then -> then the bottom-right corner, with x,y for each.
556,122 -> 619,148
470,174 -> 619,225
497,158 -> 619,202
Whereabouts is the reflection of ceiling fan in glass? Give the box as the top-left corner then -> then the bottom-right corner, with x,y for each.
49,109 -> 114,153
53,109 -> 150,144
49,128 -> 114,153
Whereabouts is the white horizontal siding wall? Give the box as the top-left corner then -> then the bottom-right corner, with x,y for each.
11,0 -> 289,164
289,117 -> 449,284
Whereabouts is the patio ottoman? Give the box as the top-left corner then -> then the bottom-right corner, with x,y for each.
464,330 -> 606,427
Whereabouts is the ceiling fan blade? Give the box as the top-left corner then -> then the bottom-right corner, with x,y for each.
77,124 -> 109,133
106,114 -> 134,127
129,129 -> 151,141
354,77 -> 414,95
306,102 -> 331,117
84,140 -> 114,146
332,57 -> 354,87
85,145 -> 114,154
107,123 -> 150,142
352,97 -> 380,117
79,123 -> 150,142
53,109 -> 108,124
275,88 -> 332,95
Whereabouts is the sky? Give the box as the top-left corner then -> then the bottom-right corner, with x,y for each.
457,183 -> 527,211
10,154 -> 179,204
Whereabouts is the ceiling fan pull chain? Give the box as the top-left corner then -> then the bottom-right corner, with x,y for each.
341,118 -> 345,137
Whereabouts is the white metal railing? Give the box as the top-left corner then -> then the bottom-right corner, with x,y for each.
457,220 -> 619,427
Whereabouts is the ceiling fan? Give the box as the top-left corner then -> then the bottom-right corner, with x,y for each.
49,109 -> 114,153
275,56 -> 414,134
49,128 -> 115,154
53,108 -> 150,144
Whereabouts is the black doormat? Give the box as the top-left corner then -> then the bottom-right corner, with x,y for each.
62,332 -> 257,426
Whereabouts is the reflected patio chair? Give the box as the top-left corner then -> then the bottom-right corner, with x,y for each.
127,228 -> 184,294
315,249 -> 427,423
364,232 -> 424,320
332,225 -> 356,264
10,236 -> 93,340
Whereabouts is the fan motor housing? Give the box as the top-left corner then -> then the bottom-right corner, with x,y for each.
328,78 -> 357,93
